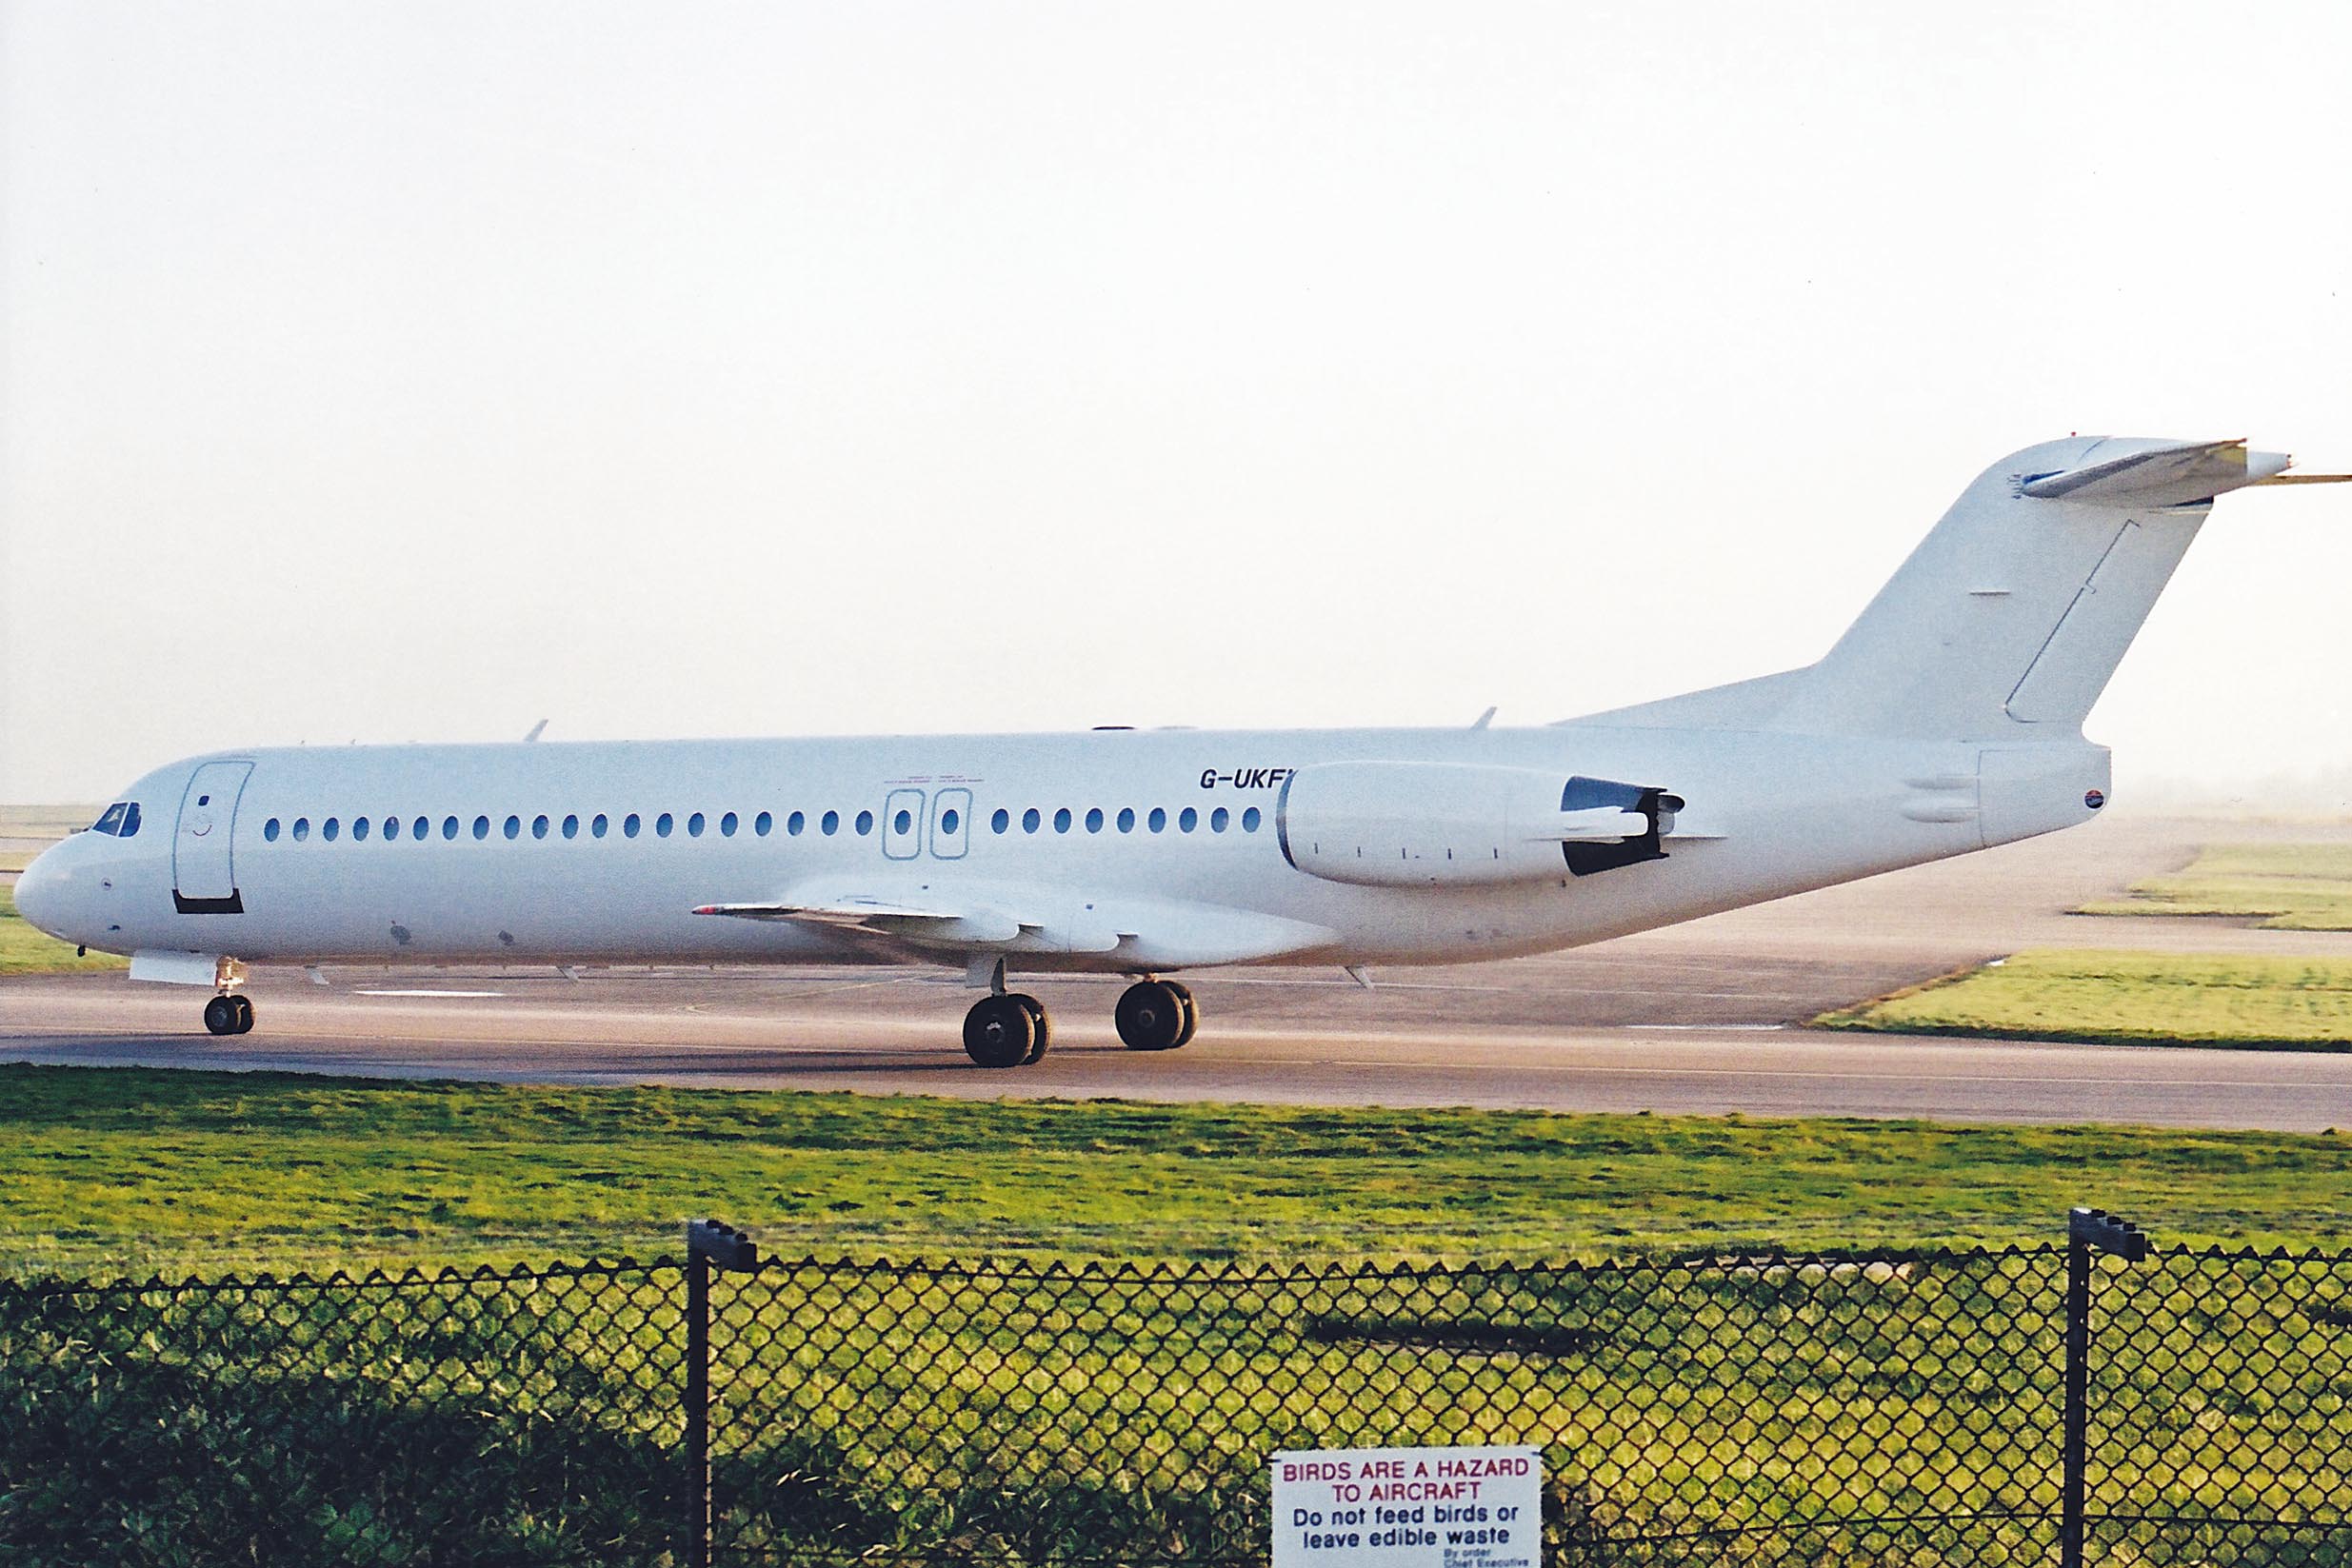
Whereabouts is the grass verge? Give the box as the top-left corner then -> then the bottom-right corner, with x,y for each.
2,1062 -> 2346,1278
1817,948 -> 2352,1051
0,883 -> 126,975
2077,841 -> 2352,929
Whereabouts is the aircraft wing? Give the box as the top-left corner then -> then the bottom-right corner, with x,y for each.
694,881 -> 1338,968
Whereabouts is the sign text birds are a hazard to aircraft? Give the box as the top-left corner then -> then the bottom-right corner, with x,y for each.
1270,1445 -> 1541,1568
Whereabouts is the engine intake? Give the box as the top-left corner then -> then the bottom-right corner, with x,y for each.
1275,763 -> 1680,889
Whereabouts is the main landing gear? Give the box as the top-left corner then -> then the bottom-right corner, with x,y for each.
963,992 -> 1050,1069
1115,979 -> 1196,1052
958,975 -> 1199,1067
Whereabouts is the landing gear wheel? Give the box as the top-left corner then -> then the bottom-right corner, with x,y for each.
230,995 -> 255,1035
964,994 -> 1037,1069
1167,982 -> 1198,1047
1013,993 -> 1050,1063
204,995 -> 240,1037
1116,980 -> 1189,1052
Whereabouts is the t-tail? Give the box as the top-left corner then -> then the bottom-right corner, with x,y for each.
1586,435 -> 2347,840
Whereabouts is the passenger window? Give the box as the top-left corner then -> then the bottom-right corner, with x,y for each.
93,804 -> 126,835
1054,807 -> 1072,834
625,813 -> 642,839
1179,806 -> 1197,833
563,814 -> 579,840
821,810 -> 839,836
443,817 -> 459,841
323,818 -> 340,843
352,817 -> 370,842
894,808 -> 914,835
383,817 -> 399,841
855,809 -> 874,836
788,810 -> 807,836
474,816 -> 490,841
991,808 -> 1010,834
532,815 -> 549,840
592,814 -> 608,839
1243,806 -> 1262,832
293,818 -> 310,842
1023,807 -> 1041,833
1211,806 -> 1229,833
721,811 -> 739,837
1149,807 -> 1167,833
264,818 -> 281,843
413,817 -> 429,842
504,816 -> 521,841
756,811 -> 773,837
688,812 -> 705,838
1116,807 -> 1135,833
942,807 -> 961,836
657,813 -> 674,838
1086,807 -> 1105,833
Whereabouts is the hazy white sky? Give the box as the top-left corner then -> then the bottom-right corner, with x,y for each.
5,1 -> 2349,804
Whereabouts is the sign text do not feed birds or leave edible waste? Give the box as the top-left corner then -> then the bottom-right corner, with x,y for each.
1269,1445 -> 1541,1568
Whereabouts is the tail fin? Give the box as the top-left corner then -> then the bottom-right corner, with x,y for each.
1768,436 -> 2290,740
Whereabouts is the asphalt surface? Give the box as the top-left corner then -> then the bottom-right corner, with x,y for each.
6,813 -> 2352,1129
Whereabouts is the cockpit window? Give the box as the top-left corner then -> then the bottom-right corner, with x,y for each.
89,803 -> 141,837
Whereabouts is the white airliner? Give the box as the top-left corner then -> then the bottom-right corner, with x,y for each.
16,436 -> 2344,1065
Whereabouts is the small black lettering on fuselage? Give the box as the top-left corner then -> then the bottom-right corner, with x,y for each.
1198,767 -> 1294,790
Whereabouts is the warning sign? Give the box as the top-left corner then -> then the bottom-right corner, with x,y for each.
1270,1444 -> 1542,1568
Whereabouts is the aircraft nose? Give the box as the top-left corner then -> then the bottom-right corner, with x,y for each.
12,843 -> 72,940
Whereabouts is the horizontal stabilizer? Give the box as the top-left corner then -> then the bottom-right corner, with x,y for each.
2019,438 -> 2287,507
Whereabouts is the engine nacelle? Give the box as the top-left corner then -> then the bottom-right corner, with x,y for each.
1275,762 -> 1677,888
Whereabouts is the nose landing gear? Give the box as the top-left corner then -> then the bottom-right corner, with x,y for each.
201,957 -> 254,1035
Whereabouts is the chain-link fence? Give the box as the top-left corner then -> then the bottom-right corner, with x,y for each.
3,1220 -> 2347,1566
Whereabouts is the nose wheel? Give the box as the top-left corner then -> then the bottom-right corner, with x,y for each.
203,993 -> 255,1036
1116,980 -> 1197,1051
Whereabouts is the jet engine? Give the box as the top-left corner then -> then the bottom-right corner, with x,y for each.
1274,762 -> 1682,888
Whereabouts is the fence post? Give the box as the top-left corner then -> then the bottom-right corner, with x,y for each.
2061,1207 -> 2148,1568
685,1220 -> 759,1568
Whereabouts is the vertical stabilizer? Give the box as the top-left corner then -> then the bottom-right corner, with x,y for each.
1769,436 -> 2280,740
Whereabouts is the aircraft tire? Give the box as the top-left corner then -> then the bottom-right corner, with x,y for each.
963,994 -> 1035,1069
1013,994 -> 1050,1063
231,995 -> 256,1034
1167,982 -> 1198,1047
1115,980 -> 1188,1052
204,995 -> 239,1037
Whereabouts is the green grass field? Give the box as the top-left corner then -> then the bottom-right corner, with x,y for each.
3,1062 -> 2346,1280
2079,841 -> 2352,929
5,1066 -> 2347,1564
1817,949 -> 2352,1051
0,883 -> 126,975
